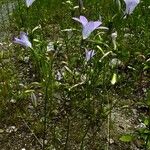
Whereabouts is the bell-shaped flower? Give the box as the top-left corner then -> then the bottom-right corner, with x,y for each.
85,49 -> 95,61
26,0 -> 35,7
73,16 -> 102,39
14,32 -> 32,48
124,0 -> 140,15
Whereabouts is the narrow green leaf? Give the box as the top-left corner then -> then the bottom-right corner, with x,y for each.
119,134 -> 133,142
111,73 -> 117,85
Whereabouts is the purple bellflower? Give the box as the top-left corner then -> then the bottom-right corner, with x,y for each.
14,32 -> 32,48
85,49 -> 95,61
26,0 -> 35,7
124,0 -> 140,15
72,16 -> 102,39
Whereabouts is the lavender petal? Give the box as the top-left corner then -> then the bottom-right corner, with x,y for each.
86,50 -> 95,61
82,21 -> 95,39
26,0 -> 36,7
124,0 -> 140,14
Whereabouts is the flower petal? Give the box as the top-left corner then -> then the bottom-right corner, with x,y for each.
82,21 -> 95,39
14,38 -> 26,46
79,16 -> 88,26
26,0 -> 35,7
14,32 -> 32,48
86,50 -> 95,61
93,21 -> 102,30
124,0 -> 140,14
72,15 -> 88,26
20,32 -> 29,42
73,16 -> 102,39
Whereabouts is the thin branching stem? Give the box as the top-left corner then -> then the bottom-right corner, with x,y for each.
80,123 -> 90,150
20,115 -> 43,148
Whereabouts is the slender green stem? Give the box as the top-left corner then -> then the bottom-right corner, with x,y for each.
80,124 -> 90,150
64,117 -> 70,150
145,134 -> 150,150
21,115 -> 43,148
42,80 -> 49,150
43,58 -> 53,150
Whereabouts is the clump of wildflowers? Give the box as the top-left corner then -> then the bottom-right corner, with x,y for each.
124,0 -> 140,15
14,32 -> 32,48
72,16 -> 102,39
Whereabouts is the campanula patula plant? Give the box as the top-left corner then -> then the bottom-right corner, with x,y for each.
1,0 -> 150,149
